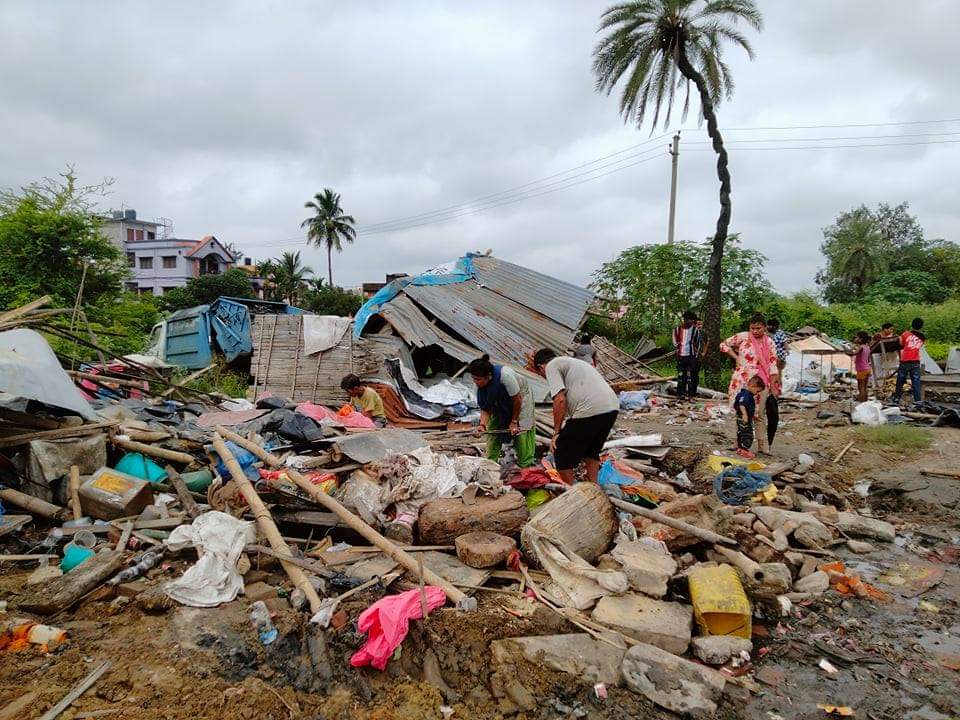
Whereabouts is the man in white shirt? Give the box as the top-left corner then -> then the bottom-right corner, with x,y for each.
531,348 -> 619,484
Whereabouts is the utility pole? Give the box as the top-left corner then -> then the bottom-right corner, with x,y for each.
667,132 -> 680,244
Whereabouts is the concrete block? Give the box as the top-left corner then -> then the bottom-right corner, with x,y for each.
491,633 -> 626,686
692,635 -> 753,665
591,594 -> 692,655
836,512 -> 895,543
744,563 -> 792,599
621,642 -> 726,719
609,540 -> 677,598
793,570 -> 829,594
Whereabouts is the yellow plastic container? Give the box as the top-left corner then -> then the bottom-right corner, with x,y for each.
687,564 -> 752,638
706,455 -> 766,474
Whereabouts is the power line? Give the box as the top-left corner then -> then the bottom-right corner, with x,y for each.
683,130 -> 960,145
721,117 -> 960,131
680,139 -> 960,152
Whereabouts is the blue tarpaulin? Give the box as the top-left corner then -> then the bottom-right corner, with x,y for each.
354,255 -> 475,337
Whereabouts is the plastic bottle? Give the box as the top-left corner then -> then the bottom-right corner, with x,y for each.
249,601 -> 277,645
107,548 -> 164,586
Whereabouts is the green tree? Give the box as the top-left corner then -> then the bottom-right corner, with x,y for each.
256,259 -> 280,301
864,270 -> 949,305
592,0 -> 762,377
160,268 -> 253,312
301,188 -> 356,287
0,170 -> 127,308
302,284 -> 363,317
273,250 -> 313,305
591,236 -> 772,339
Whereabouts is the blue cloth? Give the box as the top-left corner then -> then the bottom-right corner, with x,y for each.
477,365 -> 512,428
733,388 -> 756,420
619,390 -> 650,410
354,255 -> 476,336
598,459 -> 634,487
212,440 -> 259,481
713,465 -> 772,506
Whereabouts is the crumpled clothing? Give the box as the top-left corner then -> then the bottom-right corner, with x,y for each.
350,587 -> 447,670
297,401 -> 375,429
164,511 -> 255,607
506,467 -> 552,490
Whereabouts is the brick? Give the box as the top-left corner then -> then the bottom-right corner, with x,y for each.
591,594 -> 691,655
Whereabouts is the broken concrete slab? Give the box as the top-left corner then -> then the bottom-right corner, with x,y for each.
744,562 -> 792,598
490,633 -> 626,686
608,539 -> 677,598
752,506 -> 829,533
793,570 -> 829,594
692,635 -> 753,665
591,594 -> 692,654
621,642 -> 726,719
835,512 -> 895,543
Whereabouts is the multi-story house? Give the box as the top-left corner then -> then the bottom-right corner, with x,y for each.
103,209 -> 240,296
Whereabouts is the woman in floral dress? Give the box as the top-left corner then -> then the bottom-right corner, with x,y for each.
720,313 -> 781,453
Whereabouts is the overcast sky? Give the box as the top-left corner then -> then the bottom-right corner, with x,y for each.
1,1 -> 957,294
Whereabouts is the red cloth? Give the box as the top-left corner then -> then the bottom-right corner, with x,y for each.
296,402 -> 375,429
506,467 -> 552,490
899,330 -> 924,362
350,587 -> 447,670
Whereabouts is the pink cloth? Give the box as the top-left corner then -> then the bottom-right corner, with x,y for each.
296,402 -> 376,429
720,331 -> 780,403
350,587 -> 447,670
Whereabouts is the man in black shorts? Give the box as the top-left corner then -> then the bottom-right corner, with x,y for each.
532,348 -> 619,484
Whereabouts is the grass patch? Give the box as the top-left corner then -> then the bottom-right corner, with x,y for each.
174,361 -> 249,399
853,424 -> 933,451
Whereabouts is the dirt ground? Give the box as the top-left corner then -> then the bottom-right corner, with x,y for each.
1,396 -> 958,720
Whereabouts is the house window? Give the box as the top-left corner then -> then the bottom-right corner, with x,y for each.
126,253 -> 135,268
139,256 -> 153,270
162,256 -> 177,269
135,229 -> 144,241
147,231 -> 156,240
126,228 -> 135,242
162,287 -> 176,294
124,282 -> 138,292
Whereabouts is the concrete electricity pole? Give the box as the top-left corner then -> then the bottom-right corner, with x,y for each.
667,132 -> 680,244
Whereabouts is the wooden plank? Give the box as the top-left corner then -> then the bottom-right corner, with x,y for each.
38,660 -> 112,720
0,295 -> 52,324
166,465 -> 201,519
0,420 -> 118,449
19,550 -> 125,615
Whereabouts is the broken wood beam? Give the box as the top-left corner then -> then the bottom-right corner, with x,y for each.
609,497 -> 737,546
0,420 -> 118,449
212,434 -> 323,614
0,295 -> 52,325
832,440 -> 855,464
165,465 -> 201,519
160,364 -> 214,397
0,487 -> 64,519
216,425 -> 473,610
18,550 -> 124,615
68,465 -> 83,521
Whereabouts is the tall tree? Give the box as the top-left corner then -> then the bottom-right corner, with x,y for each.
592,0 -> 762,377
274,251 -> 313,305
301,188 -> 356,287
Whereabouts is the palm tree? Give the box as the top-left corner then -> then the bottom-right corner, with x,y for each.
256,259 -> 279,301
301,188 -> 356,287
593,0 -> 762,374
275,251 -> 313,305
835,217 -> 887,295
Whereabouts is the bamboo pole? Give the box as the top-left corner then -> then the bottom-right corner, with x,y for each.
609,497 -> 737,546
832,440 -> 855,464
0,420 -> 119,449
211,434 -> 323,614
68,466 -> 83,520
0,488 -> 64,519
68,371 -> 151,389
161,364 -> 214,398
216,425 -> 474,610
712,545 -> 765,582
0,295 -> 52,324
112,437 -> 195,465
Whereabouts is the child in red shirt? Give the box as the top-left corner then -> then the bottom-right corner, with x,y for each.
891,318 -> 925,405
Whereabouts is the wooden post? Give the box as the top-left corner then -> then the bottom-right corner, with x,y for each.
112,437 -> 195,465
68,465 -> 83,520
165,465 -> 201,519
211,434 -> 323,614
0,487 -> 64,519
216,425 -> 473,609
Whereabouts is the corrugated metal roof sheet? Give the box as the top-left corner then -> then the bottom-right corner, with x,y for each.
378,294 -> 478,363
470,255 -> 594,330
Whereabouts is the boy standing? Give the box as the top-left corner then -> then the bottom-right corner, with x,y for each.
673,310 -> 705,400
340,374 -> 388,427
891,318 -> 926,406
734,375 -> 765,459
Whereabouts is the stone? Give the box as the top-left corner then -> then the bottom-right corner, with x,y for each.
490,634 -> 626,686
117,581 -> 148,598
799,556 -> 819,578
753,506 -> 829,534
243,581 -> 277,602
691,635 -> 753,665
793,570 -> 829,594
744,562 -> 792,599
609,539 -> 678,598
621,642 -> 726,719
796,500 -> 840,524
835,512 -> 895,543
591,594 -> 692,655
793,523 -> 834,550
847,539 -> 875,554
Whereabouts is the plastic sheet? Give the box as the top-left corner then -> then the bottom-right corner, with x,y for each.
164,511 -> 255,607
350,587 -> 448,670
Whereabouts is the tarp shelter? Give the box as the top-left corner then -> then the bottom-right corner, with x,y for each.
787,334 -> 853,382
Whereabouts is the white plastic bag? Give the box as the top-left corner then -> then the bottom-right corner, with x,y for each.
851,400 -> 886,426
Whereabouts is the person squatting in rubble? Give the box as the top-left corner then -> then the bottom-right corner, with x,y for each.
672,309 -> 706,400
733,375 -> 766,459
340,374 -> 388,427
531,348 -> 619,484
469,355 -> 537,468
721,312 -> 780,455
